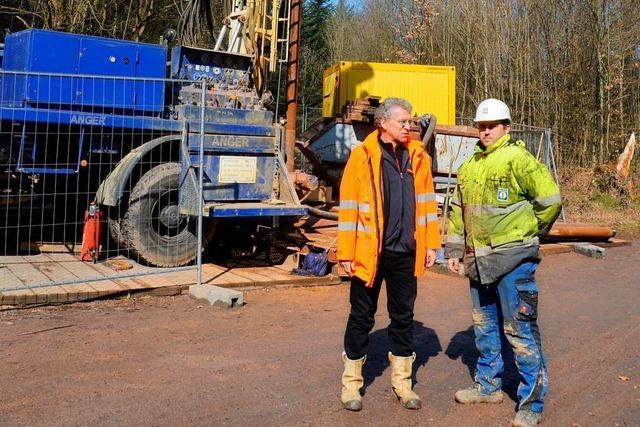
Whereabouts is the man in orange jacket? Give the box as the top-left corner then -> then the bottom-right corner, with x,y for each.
338,97 -> 440,411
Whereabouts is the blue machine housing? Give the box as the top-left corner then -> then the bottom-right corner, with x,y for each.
0,29 -> 166,113
0,29 -> 306,224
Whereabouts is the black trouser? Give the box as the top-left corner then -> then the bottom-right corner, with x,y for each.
344,251 -> 417,360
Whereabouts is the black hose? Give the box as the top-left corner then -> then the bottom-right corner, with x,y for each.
419,113 -> 437,149
304,205 -> 338,220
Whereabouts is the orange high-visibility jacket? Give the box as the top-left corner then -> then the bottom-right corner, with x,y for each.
337,129 -> 440,287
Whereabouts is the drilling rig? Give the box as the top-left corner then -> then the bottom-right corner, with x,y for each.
0,0 -> 311,266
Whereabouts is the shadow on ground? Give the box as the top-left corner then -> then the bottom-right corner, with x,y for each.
361,321 -> 442,394
445,324 -> 521,403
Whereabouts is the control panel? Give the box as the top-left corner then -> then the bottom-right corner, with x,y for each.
170,46 -> 267,111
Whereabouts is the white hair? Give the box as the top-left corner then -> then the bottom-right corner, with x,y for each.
374,97 -> 412,127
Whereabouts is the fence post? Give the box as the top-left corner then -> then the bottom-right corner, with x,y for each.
546,128 -> 566,221
196,81 -> 206,286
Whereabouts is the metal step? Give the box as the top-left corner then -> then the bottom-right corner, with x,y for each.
206,202 -> 307,218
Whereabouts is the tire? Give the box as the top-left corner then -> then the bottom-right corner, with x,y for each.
120,162 -> 216,267
107,212 -> 125,248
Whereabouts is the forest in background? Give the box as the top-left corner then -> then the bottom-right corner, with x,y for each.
1,0 -> 639,173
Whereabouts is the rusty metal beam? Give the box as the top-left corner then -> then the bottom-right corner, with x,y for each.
284,0 -> 302,172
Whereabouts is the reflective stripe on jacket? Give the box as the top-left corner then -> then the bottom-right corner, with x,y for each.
338,130 -> 440,287
445,133 -> 562,284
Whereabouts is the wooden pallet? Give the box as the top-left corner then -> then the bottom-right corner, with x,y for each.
0,254 -> 341,306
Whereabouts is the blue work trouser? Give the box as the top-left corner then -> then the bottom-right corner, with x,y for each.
469,260 -> 548,413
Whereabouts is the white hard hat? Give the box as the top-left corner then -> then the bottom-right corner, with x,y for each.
474,98 -> 511,122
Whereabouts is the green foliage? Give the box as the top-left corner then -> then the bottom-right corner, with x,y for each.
302,0 -> 333,59
323,0 -> 640,169
0,0 -> 184,43
591,192 -> 620,209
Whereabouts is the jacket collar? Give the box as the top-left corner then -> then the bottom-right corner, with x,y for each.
474,133 -> 512,155
363,129 -> 383,156
362,129 -> 426,159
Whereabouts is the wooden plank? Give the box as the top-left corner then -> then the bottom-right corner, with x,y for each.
54,258 -> 128,298
86,280 -> 124,298
138,273 -> 180,289
215,269 -> 254,285
30,286 -> 57,304
55,258 -> 108,280
57,283 -> 92,303
0,256 -> 29,265
228,268 -> 270,284
206,274 -> 236,286
159,271 -> 197,287
21,254 -> 56,264
596,238 -> 632,248
9,289 -> 38,306
262,267 -> 298,281
44,253 -> 80,263
223,270 -> 258,285
5,260 -> 52,288
540,243 -> 574,255
201,264 -> 237,285
32,260 -> 77,284
29,286 -> 50,305
49,286 -> 69,304
83,257 -> 156,290
41,254 -> 96,300
78,282 -> 99,301
0,264 -> 24,289
201,264 -> 228,276
0,293 -> 16,306
82,262 -> 141,291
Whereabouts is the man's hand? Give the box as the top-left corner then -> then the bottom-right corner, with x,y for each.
425,249 -> 436,268
447,257 -> 459,273
340,260 -> 355,277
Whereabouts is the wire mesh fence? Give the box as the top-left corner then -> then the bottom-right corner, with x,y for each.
0,69 -> 207,293
456,118 -> 558,176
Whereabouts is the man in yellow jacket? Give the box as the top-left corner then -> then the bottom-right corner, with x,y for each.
338,97 -> 440,411
446,98 -> 562,427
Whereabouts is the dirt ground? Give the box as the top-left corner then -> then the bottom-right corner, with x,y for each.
1,242 -> 639,427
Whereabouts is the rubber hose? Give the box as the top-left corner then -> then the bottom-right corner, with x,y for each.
304,205 -> 338,220
420,113 -> 437,148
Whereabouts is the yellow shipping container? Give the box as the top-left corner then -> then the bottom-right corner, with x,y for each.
322,61 -> 456,125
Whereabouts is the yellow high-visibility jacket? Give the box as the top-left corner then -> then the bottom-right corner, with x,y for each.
445,133 -> 562,284
337,130 -> 440,287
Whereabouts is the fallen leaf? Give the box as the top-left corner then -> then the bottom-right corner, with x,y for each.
618,375 -> 630,381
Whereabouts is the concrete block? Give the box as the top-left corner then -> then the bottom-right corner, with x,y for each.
573,243 -> 606,258
279,250 -> 300,271
189,284 -> 244,308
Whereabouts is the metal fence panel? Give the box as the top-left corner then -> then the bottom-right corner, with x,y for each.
0,69 -> 206,294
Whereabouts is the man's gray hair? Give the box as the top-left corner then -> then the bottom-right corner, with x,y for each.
374,97 -> 413,127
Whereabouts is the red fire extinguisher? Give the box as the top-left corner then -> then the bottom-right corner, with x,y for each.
80,203 -> 102,263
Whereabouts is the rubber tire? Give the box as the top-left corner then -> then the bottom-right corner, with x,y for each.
120,162 -> 216,267
107,213 -> 125,248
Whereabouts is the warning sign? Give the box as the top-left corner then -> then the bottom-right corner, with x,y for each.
218,156 -> 257,183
